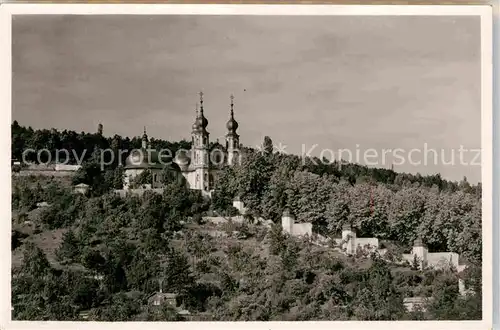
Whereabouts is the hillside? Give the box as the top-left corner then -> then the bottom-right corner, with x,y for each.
10,123 -> 482,321
11,169 -> 482,321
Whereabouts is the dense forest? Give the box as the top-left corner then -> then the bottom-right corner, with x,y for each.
11,122 -> 482,321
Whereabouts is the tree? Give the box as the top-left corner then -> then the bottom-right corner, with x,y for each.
263,136 -> 273,155
269,223 -> 285,255
426,273 -> 461,319
126,251 -> 161,293
81,247 -> 106,273
163,248 -> 194,294
56,230 -> 80,263
351,255 -> 404,320
92,293 -> 141,321
133,169 -> 153,187
21,242 -> 51,277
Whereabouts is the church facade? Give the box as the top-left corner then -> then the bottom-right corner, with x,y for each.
123,92 -> 241,195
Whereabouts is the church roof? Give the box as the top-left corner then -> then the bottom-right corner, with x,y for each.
173,147 -> 228,172
125,148 -> 178,170
174,149 -> 191,171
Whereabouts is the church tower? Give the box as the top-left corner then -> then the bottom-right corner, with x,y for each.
225,94 -> 240,166
191,92 -> 210,191
142,126 -> 148,149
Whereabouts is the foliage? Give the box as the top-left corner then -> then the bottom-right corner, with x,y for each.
10,125 -> 482,321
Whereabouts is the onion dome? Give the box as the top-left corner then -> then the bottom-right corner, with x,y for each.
226,94 -> 239,132
125,148 -> 168,170
173,149 -> 191,171
125,129 -> 176,170
197,91 -> 209,130
197,113 -> 208,129
192,104 -> 201,132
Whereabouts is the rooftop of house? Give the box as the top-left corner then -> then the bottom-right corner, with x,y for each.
403,297 -> 433,303
147,292 -> 178,305
148,292 -> 177,299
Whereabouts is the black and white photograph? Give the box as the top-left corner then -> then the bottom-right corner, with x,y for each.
1,4 -> 493,329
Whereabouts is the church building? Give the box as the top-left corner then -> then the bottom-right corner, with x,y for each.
123,92 -> 241,196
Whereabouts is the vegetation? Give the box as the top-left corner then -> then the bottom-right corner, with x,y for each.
11,124 -> 482,321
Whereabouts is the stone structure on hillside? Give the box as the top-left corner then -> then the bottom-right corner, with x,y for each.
36,201 -> 50,208
15,163 -> 82,177
148,280 -> 191,315
122,93 -> 241,197
401,237 -> 469,296
232,196 -> 247,215
333,224 -> 379,255
148,292 -> 178,307
74,183 -> 90,195
402,237 -> 461,271
281,209 -> 313,237
403,297 -> 433,312
122,126 -> 181,190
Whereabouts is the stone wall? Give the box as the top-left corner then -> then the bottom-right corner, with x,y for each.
232,200 -> 247,215
356,237 -> 379,251
204,216 -> 245,225
15,163 -> 81,177
114,188 -> 164,198
280,211 -> 312,237
427,252 -> 459,270
55,164 -> 81,171
403,297 -> 433,312
292,223 -> 313,237
15,170 -> 75,177
402,250 -> 460,270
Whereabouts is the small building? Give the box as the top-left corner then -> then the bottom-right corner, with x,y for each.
281,209 -> 312,237
148,292 -> 177,307
78,310 -> 90,320
74,183 -> 90,195
55,164 -> 82,172
123,129 -> 179,190
177,309 -> 191,316
403,297 -> 433,312
232,195 -> 247,215
36,201 -> 50,208
147,291 -> 192,316
332,225 -> 379,255
402,238 -> 460,271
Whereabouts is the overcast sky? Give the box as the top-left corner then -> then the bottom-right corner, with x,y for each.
12,15 -> 481,183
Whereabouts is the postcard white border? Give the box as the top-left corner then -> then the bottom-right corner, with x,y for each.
0,4 -> 493,330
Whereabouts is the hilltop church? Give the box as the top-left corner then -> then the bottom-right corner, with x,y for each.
122,92 -> 241,195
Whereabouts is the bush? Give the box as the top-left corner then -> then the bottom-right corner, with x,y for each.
56,230 -> 80,263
